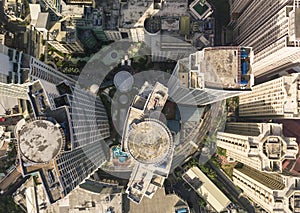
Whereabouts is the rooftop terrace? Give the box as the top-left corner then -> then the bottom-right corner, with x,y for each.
19,119 -> 65,163
188,47 -> 253,89
127,119 -> 173,165
119,0 -> 188,28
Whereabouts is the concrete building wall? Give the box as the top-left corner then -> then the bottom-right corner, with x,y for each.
217,122 -> 298,172
233,166 -> 300,213
239,73 -> 300,118
232,0 -> 293,45
0,82 -> 29,100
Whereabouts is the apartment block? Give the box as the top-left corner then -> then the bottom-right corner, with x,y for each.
230,0 -> 300,76
0,45 -> 111,203
168,46 -> 254,105
217,122 -> 298,172
232,0 -> 293,45
233,165 -> 300,213
239,73 -> 300,118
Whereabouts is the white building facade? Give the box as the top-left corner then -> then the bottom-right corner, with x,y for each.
239,73 -> 300,118
217,122 -> 298,172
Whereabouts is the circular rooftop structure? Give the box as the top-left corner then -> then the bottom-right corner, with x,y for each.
126,119 -> 173,165
114,71 -> 134,93
144,17 -> 161,35
19,119 -> 64,163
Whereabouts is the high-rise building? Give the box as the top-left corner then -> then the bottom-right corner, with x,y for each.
233,165 -> 300,213
121,82 -> 174,204
239,73 -> 300,118
229,0 -> 252,15
0,83 -> 29,100
0,46 -> 110,203
231,0 -> 293,44
168,46 -> 254,105
0,44 -> 23,83
229,0 -> 300,76
217,122 -> 298,172
122,82 -> 174,204
101,0 -> 214,61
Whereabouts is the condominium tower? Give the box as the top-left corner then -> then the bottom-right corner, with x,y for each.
239,73 -> 300,118
217,122 -> 298,172
0,46 -> 110,203
168,46 -> 254,105
233,165 -> 300,213
229,0 -> 300,76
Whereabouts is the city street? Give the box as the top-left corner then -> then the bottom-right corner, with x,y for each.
207,161 -> 255,213
173,180 -> 205,213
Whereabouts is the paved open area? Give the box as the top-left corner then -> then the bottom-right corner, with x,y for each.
129,187 -> 188,213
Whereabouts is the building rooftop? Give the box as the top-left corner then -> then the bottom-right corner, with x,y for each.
119,0 -> 187,28
234,165 -> 285,190
126,165 -> 155,203
35,13 -> 49,30
144,17 -> 161,34
128,187 -> 189,213
189,0 -> 213,20
183,166 -> 231,212
185,47 -> 254,90
19,119 -> 64,163
29,4 -> 41,26
122,82 -> 174,204
127,119 -> 173,164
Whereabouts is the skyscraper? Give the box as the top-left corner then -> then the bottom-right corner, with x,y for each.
230,0 -> 293,45
217,122 -> 298,172
229,0 -> 300,76
239,73 -> 300,118
168,46 -> 254,105
121,82 -> 174,204
0,45 -> 110,203
233,164 -> 300,213
0,44 -> 23,83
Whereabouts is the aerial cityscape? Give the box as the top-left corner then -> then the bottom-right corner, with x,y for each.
0,0 -> 300,212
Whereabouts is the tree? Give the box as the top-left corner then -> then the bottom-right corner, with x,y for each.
198,197 -> 207,208
0,195 -> 25,213
39,54 -> 45,62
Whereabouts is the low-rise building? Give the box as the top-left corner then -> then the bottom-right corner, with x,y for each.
183,166 -> 232,212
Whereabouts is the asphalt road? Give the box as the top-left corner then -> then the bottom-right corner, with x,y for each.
207,161 -> 255,213
173,181 -> 206,213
